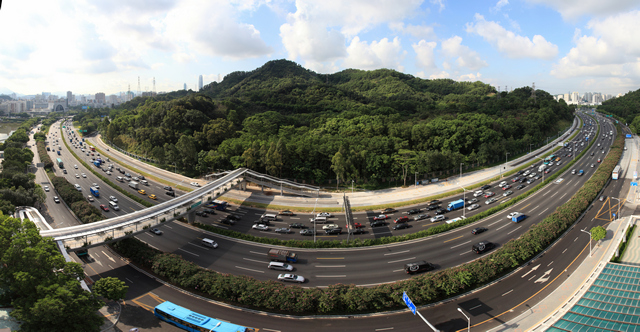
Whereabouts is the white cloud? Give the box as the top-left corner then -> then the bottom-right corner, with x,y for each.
279,0 -> 422,65
389,22 -> 436,40
343,36 -> 406,70
431,0 -> 445,12
465,14 -> 558,60
441,36 -> 488,71
458,72 -> 482,81
429,71 -> 450,79
494,0 -> 509,11
527,0 -> 640,20
551,11 -> 640,80
412,40 -> 438,72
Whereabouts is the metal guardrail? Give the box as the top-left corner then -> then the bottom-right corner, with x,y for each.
40,168 -> 247,250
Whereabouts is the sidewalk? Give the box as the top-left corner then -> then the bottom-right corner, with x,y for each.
88,120 -> 577,209
488,135 -> 639,332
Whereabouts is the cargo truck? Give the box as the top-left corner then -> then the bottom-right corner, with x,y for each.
267,249 -> 297,263
512,213 -> 527,223
94,161 -> 101,167
128,181 -> 139,190
90,187 -> 99,198
446,199 -> 465,211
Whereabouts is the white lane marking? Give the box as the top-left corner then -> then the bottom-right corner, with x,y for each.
450,240 -> 472,249
250,251 -> 267,255
460,251 -> 472,256
316,275 -> 347,278
387,257 -> 416,264
540,208 -> 548,215
375,328 -> 394,331
507,226 -> 522,235
290,217 -> 300,220
550,192 -> 558,198
262,328 -> 281,332
177,248 -> 199,256
255,213 -> 263,216
548,261 -> 554,267
502,289 -> 513,296
392,269 -> 405,273
235,266 -> 264,273
108,264 -> 114,269
489,219 -> 502,226
316,265 -> 346,268
164,225 -> 173,229
528,274 -> 537,281
574,237 -> 579,242
243,258 -> 266,264
496,224 -> 509,231
101,251 -> 116,263
125,278 -> 133,283
562,248 -> 568,254
384,250 -> 410,256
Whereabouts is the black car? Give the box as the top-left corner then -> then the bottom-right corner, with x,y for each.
406,209 -> 421,215
516,184 -> 526,190
325,228 -> 342,235
427,200 -> 441,206
203,209 -> 216,214
226,214 -> 241,221
471,227 -> 487,235
519,177 -> 527,183
404,261 -> 435,274
426,205 -> 440,211
381,208 -> 397,214
434,208 -> 447,215
166,191 -> 175,197
125,173 -> 131,178
195,211 -> 207,217
289,223 -> 306,229
119,169 -> 125,174
393,223 -> 411,230
480,185 -> 491,190
164,186 -> 173,191
220,218 -> 236,225
300,229 -> 315,236
349,228 -> 365,235
472,241 -> 495,254
370,220 -> 387,227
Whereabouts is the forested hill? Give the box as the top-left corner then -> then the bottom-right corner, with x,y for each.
103,59 -> 573,185
598,89 -> 640,133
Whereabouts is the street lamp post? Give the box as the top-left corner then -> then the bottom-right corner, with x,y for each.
460,163 -> 464,184
352,180 -> 355,193
611,197 -> 621,220
580,229 -> 592,257
501,152 -> 509,178
458,308 -> 470,332
415,172 -> 418,188
530,143 -> 534,155
533,155 -> 546,182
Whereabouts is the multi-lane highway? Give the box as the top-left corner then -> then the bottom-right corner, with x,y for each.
38,112 -> 624,331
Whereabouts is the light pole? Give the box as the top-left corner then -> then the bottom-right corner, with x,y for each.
415,172 -> 417,188
460,163 -> 464,184
173,162 -> 177,174
530,143 -> 534,155
457,185 -> 468,218
533,155 -> 546,182
547,136 -> 551,146
352,180 -> 354,193
580,228 -> 592,257
611,197 -> 621,221
501,152 -> 509,178
458,308 -> 470,332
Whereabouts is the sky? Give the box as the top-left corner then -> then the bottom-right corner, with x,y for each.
1,0 -> 640,97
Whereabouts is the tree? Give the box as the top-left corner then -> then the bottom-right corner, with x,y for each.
93,277 -> 129,301
331,149 -> 349,190
590,226 -> 607,242
394,149 -> 416,186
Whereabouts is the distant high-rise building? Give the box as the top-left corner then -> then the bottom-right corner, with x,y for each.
184,83 -> 187,90
199,75 -> 203,90
95,92 -> 106,104
66,91 -> 72,106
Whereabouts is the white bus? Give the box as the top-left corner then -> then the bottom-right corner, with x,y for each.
612,165 -> 621,180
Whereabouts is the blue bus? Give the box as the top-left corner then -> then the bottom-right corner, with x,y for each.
154,301 -> 255,332
544,155 -> 555,165
206,200 -> 228,211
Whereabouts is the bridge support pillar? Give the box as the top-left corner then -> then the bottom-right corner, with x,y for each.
187,210 -> 196,224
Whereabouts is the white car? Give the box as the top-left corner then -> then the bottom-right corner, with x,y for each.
252,224 -> 269,231
74,164 -> 78,169
109,196 -> 118,202
75,174 -> 80,178
430,215 -> 446,222
190,182 -> 200,187
467,204 -> 480,211
92,183 -> 99,189
277,274 -> 305,283
322,224 -> 340,230
81,173 -> 86,178
507,212 -> 519,219
467,198 -> 478,204
43,185 -> 49,192
317,212 -> 333,218
473,190 -> 484,197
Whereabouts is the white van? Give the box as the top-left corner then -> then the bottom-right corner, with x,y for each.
108,201 -> 120,211
261,213 -> 278,222
311,216 -> 327,224
267,262 -> 294,271
202,238 -> 218,248
140,180 -> 149,186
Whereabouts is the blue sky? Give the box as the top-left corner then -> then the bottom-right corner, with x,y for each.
1,0 -> 640,97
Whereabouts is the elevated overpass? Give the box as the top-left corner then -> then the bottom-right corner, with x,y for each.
40,168 -> 254,251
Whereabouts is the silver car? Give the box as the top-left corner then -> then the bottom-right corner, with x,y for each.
277,274 -> 305,283
485,198 -> 498,205
467,204 -> 480,211
430,215 -> 446,222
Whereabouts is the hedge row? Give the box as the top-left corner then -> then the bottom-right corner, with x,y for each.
111,125 -> 623,315
60,127 -> 153,208
50,176 -> 104,224
35,141 -> 53,170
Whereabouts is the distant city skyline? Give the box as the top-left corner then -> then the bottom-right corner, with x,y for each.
1,1 -> 640,96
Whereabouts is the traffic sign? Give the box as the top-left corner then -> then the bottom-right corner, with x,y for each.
402,291 -> 417,315
631,182 -> 638,187
191,201 -> 202,209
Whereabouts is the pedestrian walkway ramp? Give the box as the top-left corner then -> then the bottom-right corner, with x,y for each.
546,263 -> 640,332
206,168 -> 319,197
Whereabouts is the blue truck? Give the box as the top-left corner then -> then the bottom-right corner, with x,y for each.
447,199 -> 465,211
90,186 -> 99,198
512,213 -> 527,223
94,161 -> 101,167
578,170 -> 584,176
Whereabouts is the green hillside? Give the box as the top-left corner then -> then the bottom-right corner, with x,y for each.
102,59 -> 573,185
598,89 -> 640,133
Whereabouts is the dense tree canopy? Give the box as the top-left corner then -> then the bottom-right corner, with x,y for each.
599,89 -> 640,133
105,59 -> 573,184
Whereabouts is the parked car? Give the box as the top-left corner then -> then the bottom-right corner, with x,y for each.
149,228 -> 163,235
275,228 -> 292,234
471,227 -> 487,235
220,218 -> 236,225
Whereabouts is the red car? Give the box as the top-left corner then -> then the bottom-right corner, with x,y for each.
394,216 -> 409,224
373,215 -> 388,221
99,204 -> 109,212
353,222 -> 363,228
502,185 -> 511,190
484,192 -> 495,198
597,159 -> 601,163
